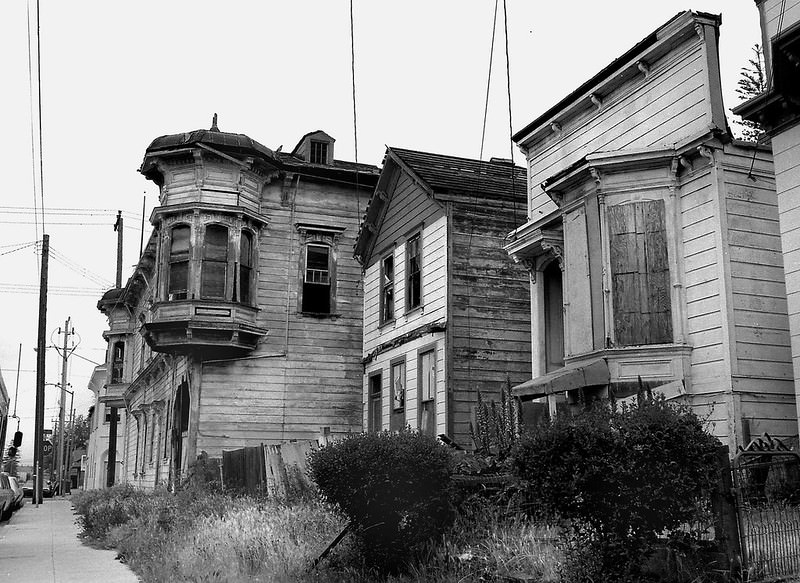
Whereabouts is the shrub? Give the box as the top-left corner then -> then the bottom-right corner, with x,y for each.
511,394 -> 721,581
307,428 -> 455,572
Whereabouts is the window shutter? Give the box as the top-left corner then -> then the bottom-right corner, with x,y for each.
608,200 -> 672,346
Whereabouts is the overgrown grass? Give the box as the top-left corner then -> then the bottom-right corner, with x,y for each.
72,488 -> 562,582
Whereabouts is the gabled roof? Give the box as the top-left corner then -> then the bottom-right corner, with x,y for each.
354,147 -> 527,264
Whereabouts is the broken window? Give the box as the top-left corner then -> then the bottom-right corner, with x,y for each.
381,253 -> 395,323
608,200 -> 672,346
201,225 -> 228,299
419,349 -> 436,436
406,233 -> 422,310
368,373 -> 382,432
239,230 -> 253,304
302,244 -> 332,313
390,359 -> 405,431
168,225 -> 190,300
111,341 -> 124,384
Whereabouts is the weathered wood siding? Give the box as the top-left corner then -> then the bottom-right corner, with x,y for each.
193,177 -> 366,455
363,171 -> 447,355
363,334 -> 447,436
449,200 -> 532,444
772,125 -> 800,434
526,31 -> 715,219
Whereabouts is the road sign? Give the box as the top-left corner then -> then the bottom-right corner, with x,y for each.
42,440 -> 53,456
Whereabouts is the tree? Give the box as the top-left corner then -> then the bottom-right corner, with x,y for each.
732,44 -> 767,141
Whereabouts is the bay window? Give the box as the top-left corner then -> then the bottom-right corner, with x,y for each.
201,225 -> 228,299
168,225 -> 190,300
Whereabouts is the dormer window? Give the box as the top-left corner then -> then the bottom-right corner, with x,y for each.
310,141 -> 329,164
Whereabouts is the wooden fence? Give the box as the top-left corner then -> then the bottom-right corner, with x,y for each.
221,440 -> 318,498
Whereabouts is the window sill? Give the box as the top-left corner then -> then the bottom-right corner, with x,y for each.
298,311 -> 341,320
405,305 -> 424,317
378,319 -> 396,330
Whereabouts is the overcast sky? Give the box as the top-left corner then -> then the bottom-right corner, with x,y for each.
0,1 -> 761,464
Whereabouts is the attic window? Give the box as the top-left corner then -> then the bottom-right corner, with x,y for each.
310,141 -> 329,164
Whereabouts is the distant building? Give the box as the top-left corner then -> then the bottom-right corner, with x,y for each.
354,148 -> 531,446
734,0 -> 800,439
0,369 -> 9,464
84,365 -> 125,489
93,122 -> 379,489
506,11 -> 798,449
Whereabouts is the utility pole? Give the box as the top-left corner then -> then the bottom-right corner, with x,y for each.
65,405 -> 75,493
107,212 -> 123,488
56,317 -> 72,497
33,234 -> 49,506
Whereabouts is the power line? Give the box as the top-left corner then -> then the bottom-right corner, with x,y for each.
35,0 -> 46,231
26,0 -> 41,243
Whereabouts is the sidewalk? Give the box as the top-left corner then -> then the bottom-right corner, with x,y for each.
0,496 -> 140,582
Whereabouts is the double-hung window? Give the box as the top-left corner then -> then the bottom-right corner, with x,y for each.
406,233 -> 422,310
390,360 -> 405,431
111,341 -> 125,384
418,349 -> 436,436
201,225 -> 229,299
303,244 -> 332,314
239,231 -> 254,304
168,225 -> 190,300
368,373 -> 382,432
381,254 -> 395,324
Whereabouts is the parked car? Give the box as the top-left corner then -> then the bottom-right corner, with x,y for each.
0,473 -> 14,521
8,476 -> 24,510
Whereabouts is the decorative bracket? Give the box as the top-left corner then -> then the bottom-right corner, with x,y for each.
541,241 -> 564,271
697,145 -> 714,163
679,156 -> 693,172
550,122 -> 562,134
695,23 -> 705,42
636,60 -> 650,77
590,93 -> 603,110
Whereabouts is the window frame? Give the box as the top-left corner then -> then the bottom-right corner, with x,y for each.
418,346 -> 437,436
110,341 -> 125,384
310,140 -> 329,164
368,372 -> 383,432
239,229 -> 255,305
200,223 -> 230,300
406,231 -> 423,311
380,251 -> 395,325
295,224 -> 344,317
167,224 -> 191,301
301,243 -> 333,314
390,358 -> 406,431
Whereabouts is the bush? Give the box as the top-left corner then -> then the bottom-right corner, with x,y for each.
511,394 -> 721,581
307,428 -> 455,572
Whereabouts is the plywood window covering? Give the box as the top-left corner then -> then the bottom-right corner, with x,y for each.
303,244 -> 332,313
406,233 -> 422,310
368,373 -> 382,432
607,200 -> 672,346
310,140 -> 328,164
201,225 -> 229,299
419,349 -> 436,436
168,225 -> 190,300
381,254 -> 395,324
111,341 -> 124,384
239,230 -> 253,305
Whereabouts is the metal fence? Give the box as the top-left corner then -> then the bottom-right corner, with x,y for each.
731,434 -> 800,581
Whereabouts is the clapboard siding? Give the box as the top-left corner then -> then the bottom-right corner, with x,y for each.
363,334 -> 447,436
527,38 -> 710,217
761,0 -> 800,44
363,173 -> 447,354
722,144 -> 795,394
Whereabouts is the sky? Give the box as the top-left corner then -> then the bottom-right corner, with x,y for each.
0,1 -> 762,464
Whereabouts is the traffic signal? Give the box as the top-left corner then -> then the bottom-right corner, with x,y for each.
12,431 -> 22,447
6,446 -> 17,458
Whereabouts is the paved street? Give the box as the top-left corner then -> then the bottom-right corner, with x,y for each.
0,497 -> 139,582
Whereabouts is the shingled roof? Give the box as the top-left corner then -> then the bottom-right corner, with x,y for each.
354,147 -> 527,264
389,148 -> 526,202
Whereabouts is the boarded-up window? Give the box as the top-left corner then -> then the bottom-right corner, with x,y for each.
390,360 -> 405,431
381,254 -> 395,323
239,230 -> 253,305
419,349 -> 436,436
201,225 -> 229,299
168,225 -> 190,300
368,373 -> 382,432
303,244 -> 331,313
406,234 -> 422,310
608,200 -> 672,346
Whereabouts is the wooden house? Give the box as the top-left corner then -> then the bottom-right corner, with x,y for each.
84,365 -> 126,489
505,11 -> 798,450
734,0 -> 800,438
354,148 -> 531,447
95,122 -> 379,489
